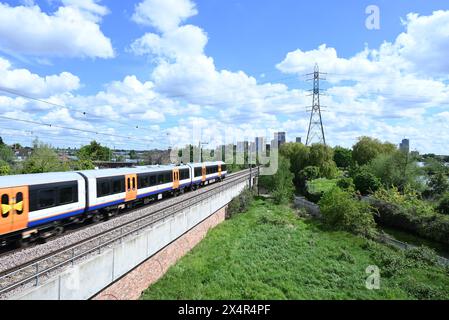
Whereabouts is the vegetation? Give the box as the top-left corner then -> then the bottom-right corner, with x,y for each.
427,172 -> 449,197
77,140 -> 112,162
259,156 -> 295,204
227,187 -> 256,218
22,140 -> 65,173
141,199 -> 449,300
319,187 -> 377,238
367,151 -> 422,191
333,146 -> 352,168
307,178 -> 338,194
352,136 -> 396,166
438,193 -> 449,215
371,187 -> 449,246
353,169 -> 382,195
279,142 -> 338,191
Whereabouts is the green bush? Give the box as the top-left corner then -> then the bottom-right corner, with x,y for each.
227,187 -> 255,218
337,177 -> 355,192
319,187 -> 377,237
271,156 -> 295,205
404,246 -> 439,267
299,166 -> 320,181
437,193 -> 449,215
371,249 -> 410,277
353,169 -> 382,195
371,188 -> 449,246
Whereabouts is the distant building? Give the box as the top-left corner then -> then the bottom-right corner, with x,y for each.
296,137 -> 302,144
399,139 -> 410,153
255,137 -> 266,156
274,132 -> 286,147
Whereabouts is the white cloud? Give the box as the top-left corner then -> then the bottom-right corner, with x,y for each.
132,0 -> 197,32
0,56 -> 80,97
0,1 -> 114,58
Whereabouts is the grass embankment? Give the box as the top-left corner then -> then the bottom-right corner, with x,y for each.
141,199 -> 449,300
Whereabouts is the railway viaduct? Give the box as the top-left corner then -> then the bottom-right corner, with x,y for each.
0,169 -> 258,300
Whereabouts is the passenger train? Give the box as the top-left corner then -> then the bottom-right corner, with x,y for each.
0,161 -> 227,246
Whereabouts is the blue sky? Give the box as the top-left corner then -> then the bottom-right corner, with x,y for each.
0,0 -> 449,153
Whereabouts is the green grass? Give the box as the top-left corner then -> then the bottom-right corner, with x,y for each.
307,178 -> 338,194
141,199 -> 449,300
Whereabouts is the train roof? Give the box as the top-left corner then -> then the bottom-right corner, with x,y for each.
187,161 -> 225,168
77,165 -> 176,178
0,171 -> 83,189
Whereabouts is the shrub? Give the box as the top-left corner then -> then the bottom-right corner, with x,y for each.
437,193 -> 449,215
404,246 -> 439,267
353,169 -> 382,195
318,187 -> 377,237
271,156 -> 295,205
370,249 -> 409,277
299,166 -> 320,181
227,187 -> 255,218
337,177 -> 355,192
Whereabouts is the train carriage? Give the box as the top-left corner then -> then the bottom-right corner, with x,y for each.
0,172 -> 85,244
0,160 -> 226,246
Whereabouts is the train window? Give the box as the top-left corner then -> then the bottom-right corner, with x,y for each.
59,187 -> 73,205
149,175 -> 156,186
127,178 -> 131,191
222,164 -> 227,171
38,189 -> 56,209
1,194 -> 9,218
132,177 -> 136,190
113,179 -> 123,193
157,174 -> 164,185
194,167 -> 202,177
138,175 -> 149,189
15,192 -> 24,214
164,172 -> 171,183
100,181 -> 111,197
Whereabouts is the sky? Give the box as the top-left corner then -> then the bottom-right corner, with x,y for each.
0,0 -> 449,154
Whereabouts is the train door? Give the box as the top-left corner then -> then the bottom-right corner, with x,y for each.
218,164 -> 222,178
125,174 -> 137,201
172,168 -> 180,189
0,186 -> 29,235
201,165 -> 206,182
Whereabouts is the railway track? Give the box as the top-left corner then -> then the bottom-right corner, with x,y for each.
0,168 -> 257,299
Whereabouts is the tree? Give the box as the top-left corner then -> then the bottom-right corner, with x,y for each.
352,136 -> 396,166
428,172 -> 449,197
0,144 -> 14,164
77,141 -> 112,162
0,136 -> 4,146
280,142 -> 310,187
368,151 -> 423,191
319,187 -> 377,237
129,150 -> 137,160
333,146 -> 352,168
308,143 -> 338,179
23,141 -> 63,173
337,177 -> 355,192
269,156 -> 295,204
353,168 -> 382,195
299,166 -> 320,181
0,160 -> 10,176
437,193 -> 449,215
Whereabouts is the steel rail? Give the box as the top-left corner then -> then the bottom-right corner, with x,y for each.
0,169 -> 256,296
